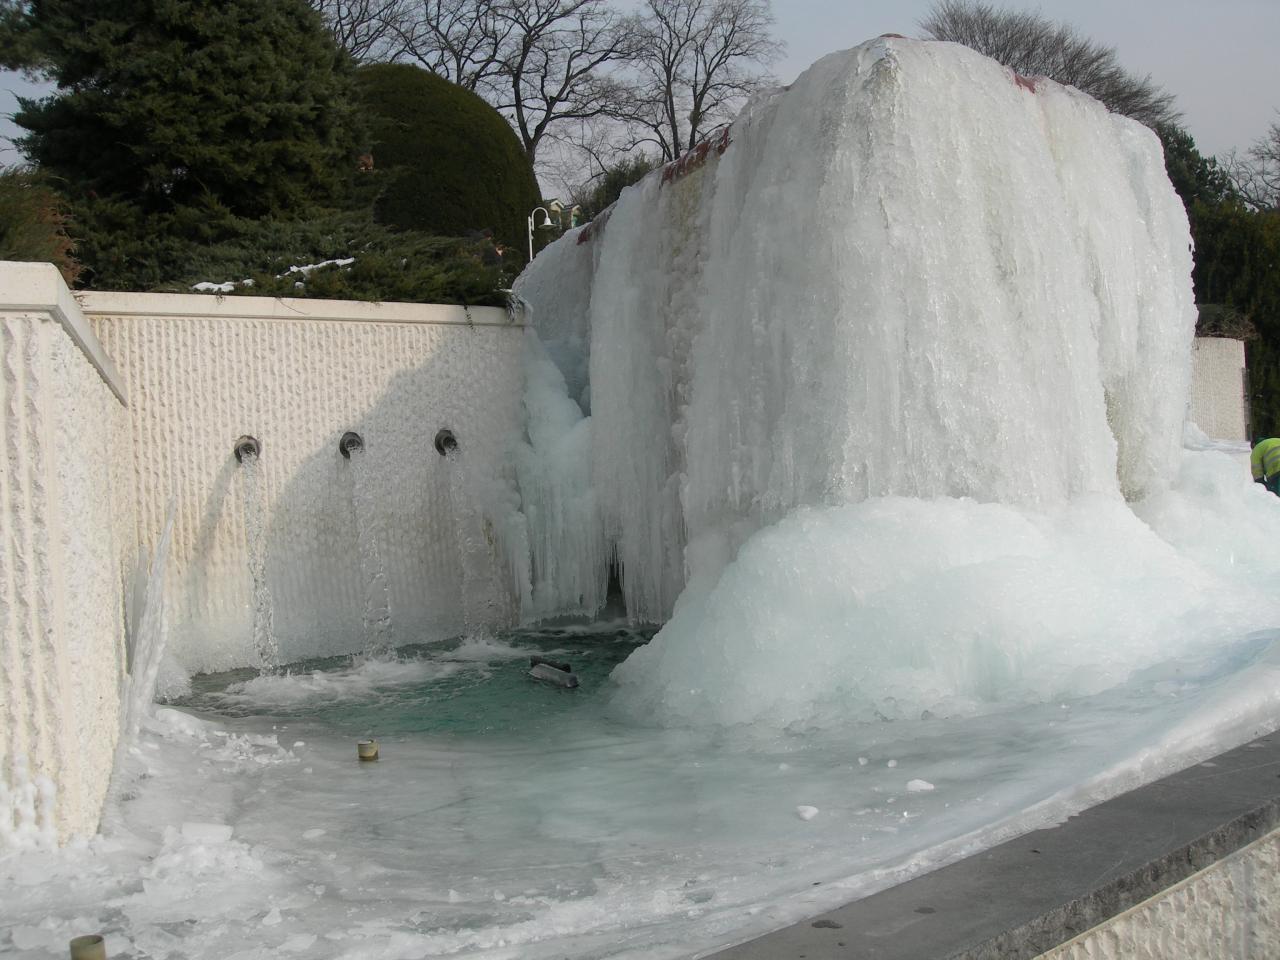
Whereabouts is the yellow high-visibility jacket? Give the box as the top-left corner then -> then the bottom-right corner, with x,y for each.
1251,438 -> 1280,481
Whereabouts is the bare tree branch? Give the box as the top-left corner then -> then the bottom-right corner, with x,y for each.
307,0 -> 409,63
493,0 -> 636,166
619,0 -> 781,162
388,0 -> 634,170
1223,119 -> 1280,211
391,0 -> 511,90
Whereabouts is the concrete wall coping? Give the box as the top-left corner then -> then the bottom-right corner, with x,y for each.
711,729 -> 1280,960
80,290 -> 524,328
0,261 -> 128,405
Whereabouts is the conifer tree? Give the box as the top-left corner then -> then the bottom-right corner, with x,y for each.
4,0 -> 359,220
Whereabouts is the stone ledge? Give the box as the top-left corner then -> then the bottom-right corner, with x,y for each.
79,290 -> 521,327
709,732 -> 1280,960
1,261 -> 128,404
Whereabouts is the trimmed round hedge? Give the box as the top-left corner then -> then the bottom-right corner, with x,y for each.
356,64 -> 540,257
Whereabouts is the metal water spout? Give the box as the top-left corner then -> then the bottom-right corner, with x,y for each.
234,435 -> 261,463
434,428 -> 458,457
339,431 -> 364,459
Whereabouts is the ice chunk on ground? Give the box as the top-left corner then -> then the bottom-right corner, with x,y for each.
181,823 -> 234,843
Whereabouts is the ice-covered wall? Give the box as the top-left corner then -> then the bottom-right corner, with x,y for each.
514,37 -> 1196,625
86,292 -> 525,675
1189,337 -> 1247,441
1,262 -> 134,847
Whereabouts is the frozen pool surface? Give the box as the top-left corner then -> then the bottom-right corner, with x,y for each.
4,623 -> 1280,960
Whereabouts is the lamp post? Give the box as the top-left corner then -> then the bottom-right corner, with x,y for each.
527,206 -> 556,262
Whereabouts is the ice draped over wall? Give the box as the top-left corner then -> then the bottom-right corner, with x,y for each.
513,37 -> 1196,627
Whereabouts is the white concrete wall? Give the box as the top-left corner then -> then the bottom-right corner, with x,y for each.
1,262 -> 134,847
85,291 -> 526,674
1038,826 -> 1280,959
1189,337 -> 1248,440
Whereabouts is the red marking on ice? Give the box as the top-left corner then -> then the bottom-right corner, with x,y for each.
660,128 -> 733,189
1012,73 -> 1038,93
578,128 -> 734,245
576,206 -> 612,245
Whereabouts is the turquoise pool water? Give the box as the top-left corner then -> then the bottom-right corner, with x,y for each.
175,625 -> 656,736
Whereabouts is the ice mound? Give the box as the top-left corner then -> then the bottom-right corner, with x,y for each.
611,486 -> 1280,729
513,36 -> 1195,629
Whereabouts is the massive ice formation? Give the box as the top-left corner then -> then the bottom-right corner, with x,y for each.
507,38 -> 1280,730
514,36 -> 1195,627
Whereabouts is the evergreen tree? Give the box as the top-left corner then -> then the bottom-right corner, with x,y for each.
5,0 -> 359,220
1192,202 -> 1280,436
1155,123 -> 1235,213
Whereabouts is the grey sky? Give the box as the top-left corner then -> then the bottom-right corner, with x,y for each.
3,0 -> 1276,165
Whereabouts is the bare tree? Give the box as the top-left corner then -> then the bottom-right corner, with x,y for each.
390,0 -> 512,90
1224,119 -> 1280,211
307,0 -> 408,62
497,1 -> 635,169
920,0 -> 1179,129
621,0 -> 781,162
391,0 -> 635,169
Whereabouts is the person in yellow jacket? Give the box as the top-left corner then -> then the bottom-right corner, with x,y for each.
1251,437 -> 1280,495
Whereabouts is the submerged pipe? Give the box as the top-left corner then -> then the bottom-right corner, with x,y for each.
339,431 -> 364,459
434,428 -> 458,457
69,935 -> 107,960
234,435 -> 261,463
529,657 -> 579,689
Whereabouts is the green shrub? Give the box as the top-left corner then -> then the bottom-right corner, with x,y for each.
355,63 -> 540,257
0,167 -> 81,284
223,215 -> 508,306
73,205 -> 505,305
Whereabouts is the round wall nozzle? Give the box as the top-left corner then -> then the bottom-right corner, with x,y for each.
434,428 -> 458,457
234,435 -> 261,463
339,431 -> 364,459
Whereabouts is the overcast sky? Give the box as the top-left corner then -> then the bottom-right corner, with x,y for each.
2,0 -> 1276,166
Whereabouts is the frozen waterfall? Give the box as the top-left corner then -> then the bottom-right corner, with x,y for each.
514,37 -> 1195,622
510,37 -> 1280,728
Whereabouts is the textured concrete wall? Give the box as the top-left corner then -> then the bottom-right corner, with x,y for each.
1,263 -> 133,847
1189,337 -> 1247,440
1039,826 -> 1280,959
85,292 -> 526,674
